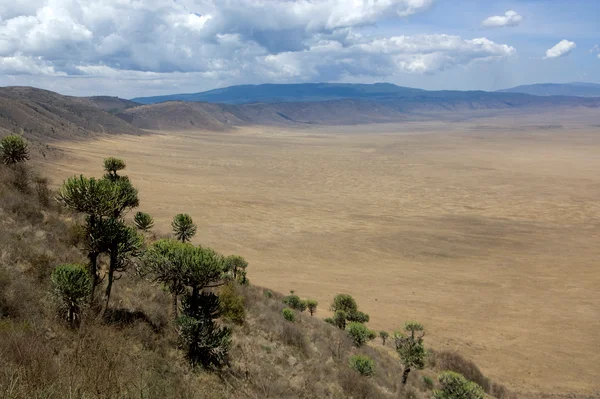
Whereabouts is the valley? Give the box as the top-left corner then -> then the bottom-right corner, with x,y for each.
43,119 -> 600,397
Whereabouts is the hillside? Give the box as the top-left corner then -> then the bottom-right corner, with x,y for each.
0,153 -> 516,399
0,86 -> 143,141
497,82 -> 600,97
83,96 -> 141,113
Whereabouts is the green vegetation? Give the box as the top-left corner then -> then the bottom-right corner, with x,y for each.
282,291 -> 307,311
394,321 -> 426,384
172,213 -> 197,242
50,264 -> 90,328
0,134 -> 29,165
219,283 -> 245,324
433,371 -> 485,399
103,157 -> 127,181
422,375 -> 434,390
224,254 -> 248,284
349,355 -> 375,376
282,307 -> 295,322
347,322 -> 375,347
330,293 -> 370,326
134,211 -> 154,231
306,299 -> 318,316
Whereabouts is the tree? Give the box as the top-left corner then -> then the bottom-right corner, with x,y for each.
51,264 -> 90,328
330,293 -> 370,326
306,299 -> 318,316
99,219 -> 143,313
224,254 -> 248,283
141,239 -> 189,320
347,322 -> 375,347
57,176 -> 117,299
103,157 -> 126,181
394,322 -> 426,384
379,331 -> 389,346
349,355 -> 375,376
172,213 -> 197,243
433,371 -> 485,399
332,310 -> 347,329
178,291 -> 231,369
0,134 -> 29,165
134,211 -> 154,231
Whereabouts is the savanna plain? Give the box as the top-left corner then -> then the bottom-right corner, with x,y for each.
44,116 -> 600,397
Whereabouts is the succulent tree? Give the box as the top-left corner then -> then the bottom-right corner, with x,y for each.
134,211 -> 154,231
347,322 -> 375,347
103,157 -> 126,181
224,254 -> 248,283
51,264 -> 90,328
172,213 -> 197,243
0,134 -> 29,165
394,321 -> 426,384
330,293 -> 370,326
379,331 -> 389,345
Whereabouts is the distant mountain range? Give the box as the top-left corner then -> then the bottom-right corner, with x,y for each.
497,82 -> 600,97
1,83 -> 599,140
132,82 -> 600,105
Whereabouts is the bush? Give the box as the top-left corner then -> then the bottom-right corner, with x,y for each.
50,264 -> 90,328
330,294 -> 357,314
306,299 -> 318,316
282,293 -> 306,311
433,371 -> 485,399
219,283 -> 245,325
282,307 -> 295,322
1,134 -> 29,165
349,355 -> 375,376
347,310 -> 370,323
347,322 -> 375,347
264,290 -> 273,299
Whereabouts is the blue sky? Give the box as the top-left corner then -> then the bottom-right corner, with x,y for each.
0,0 -> 597,97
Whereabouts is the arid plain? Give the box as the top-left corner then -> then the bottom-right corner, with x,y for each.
44,115 -> 600,397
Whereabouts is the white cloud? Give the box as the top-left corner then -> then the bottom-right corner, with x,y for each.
590,45 -> 600,59
0,0 -> 517,96
544,40 -> 576,59
481,10 -> 523,28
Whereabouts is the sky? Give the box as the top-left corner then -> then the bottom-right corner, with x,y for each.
0,0 -> 598,98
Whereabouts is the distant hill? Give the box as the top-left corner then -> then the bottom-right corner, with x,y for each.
497,82 -> 600,97
0,87 -> 143,141
131,83 -> 425,104
83,96 -> 141,113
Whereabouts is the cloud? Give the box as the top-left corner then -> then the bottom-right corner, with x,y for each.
481,10 -> 523,28
590,45 -> 600,59
0,0 -> 516,95
544,40 -> 576,59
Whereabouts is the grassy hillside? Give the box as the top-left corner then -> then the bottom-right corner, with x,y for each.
0,140 -> 514,398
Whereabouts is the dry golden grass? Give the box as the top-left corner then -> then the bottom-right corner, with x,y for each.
43,117 -> 600,397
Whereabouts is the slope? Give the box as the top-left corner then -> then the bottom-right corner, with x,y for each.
0,86 -> 143,141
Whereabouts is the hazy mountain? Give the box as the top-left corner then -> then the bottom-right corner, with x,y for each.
83,96 -> 141,113
497,82 -> 600,97
131,83 -> 426,104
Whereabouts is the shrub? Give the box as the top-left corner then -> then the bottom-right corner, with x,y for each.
33,176 -> 51,206
422,375 -> 434,390
330,293 -> 358,314
0,134 -> 29,165
332,310 -> 347,329
103,157 -> 126,181
324,317 -> 335,325
282,293 -> 306,311
134,211 -> 154,231
224,255 -> 248,284
282,308 -> 295,322
349,355 -> 375,376
379,331 -> 389,345
433,371 -> 485,399
219,283 -> 245,324
347,310 -> 370,323
264,290 -> 273,299
347,322 -> 375,347
306,299 -> 318,316
50,264 -> 90,328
